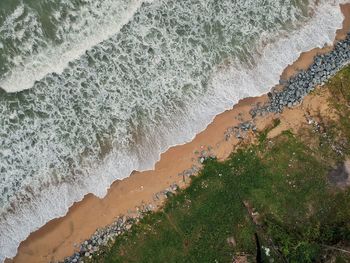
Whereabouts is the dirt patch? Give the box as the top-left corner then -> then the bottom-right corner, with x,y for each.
328,160 -> 350,189
265,87 -> 337,139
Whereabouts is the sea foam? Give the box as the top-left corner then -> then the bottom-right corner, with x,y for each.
0,0 -> 149,93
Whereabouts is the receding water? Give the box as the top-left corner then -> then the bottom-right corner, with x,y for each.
0,0 -> 346,261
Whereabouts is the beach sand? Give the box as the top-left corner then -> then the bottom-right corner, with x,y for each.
7,4 -> 350,263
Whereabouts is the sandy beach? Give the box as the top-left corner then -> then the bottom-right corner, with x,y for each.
6,4 -> 350,263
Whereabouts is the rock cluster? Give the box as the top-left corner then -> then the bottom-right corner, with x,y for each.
153,183 -> 179,201
178,165 -> 200,178
225,121 -> 257,141
62,215 -> 137,263
196,146 -> 216,164
251,33 -> 350,116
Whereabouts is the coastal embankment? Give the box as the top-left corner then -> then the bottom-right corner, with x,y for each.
7,3 -> 350,263
89,63 -> 350,262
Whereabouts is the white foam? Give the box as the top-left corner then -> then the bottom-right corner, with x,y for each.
0,0 -> 147,93
0,1 -> 347,262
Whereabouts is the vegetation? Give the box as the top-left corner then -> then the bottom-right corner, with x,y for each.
92,66 -> 350,263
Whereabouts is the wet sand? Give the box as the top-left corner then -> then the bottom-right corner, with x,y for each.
7,4 -> 350,263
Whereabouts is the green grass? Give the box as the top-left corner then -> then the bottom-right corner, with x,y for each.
92,66 -> 350,263
327,66 -> 350,157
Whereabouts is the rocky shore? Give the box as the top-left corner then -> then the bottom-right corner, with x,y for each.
60,32 -> 350,263
63,216 -> 137,263
61,189 -> 170,263
61,181 -> 186,263
252,32 -> 350,116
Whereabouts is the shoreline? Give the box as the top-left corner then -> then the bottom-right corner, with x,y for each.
7,4 -> 350,263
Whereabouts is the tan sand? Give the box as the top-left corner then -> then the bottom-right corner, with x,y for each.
7,4 -> 350,263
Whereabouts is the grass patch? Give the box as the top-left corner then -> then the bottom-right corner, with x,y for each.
325,65 -> 350,157
258,118 -> 281,144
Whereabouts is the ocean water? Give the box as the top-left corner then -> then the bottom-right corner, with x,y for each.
0,0 -> 347,261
